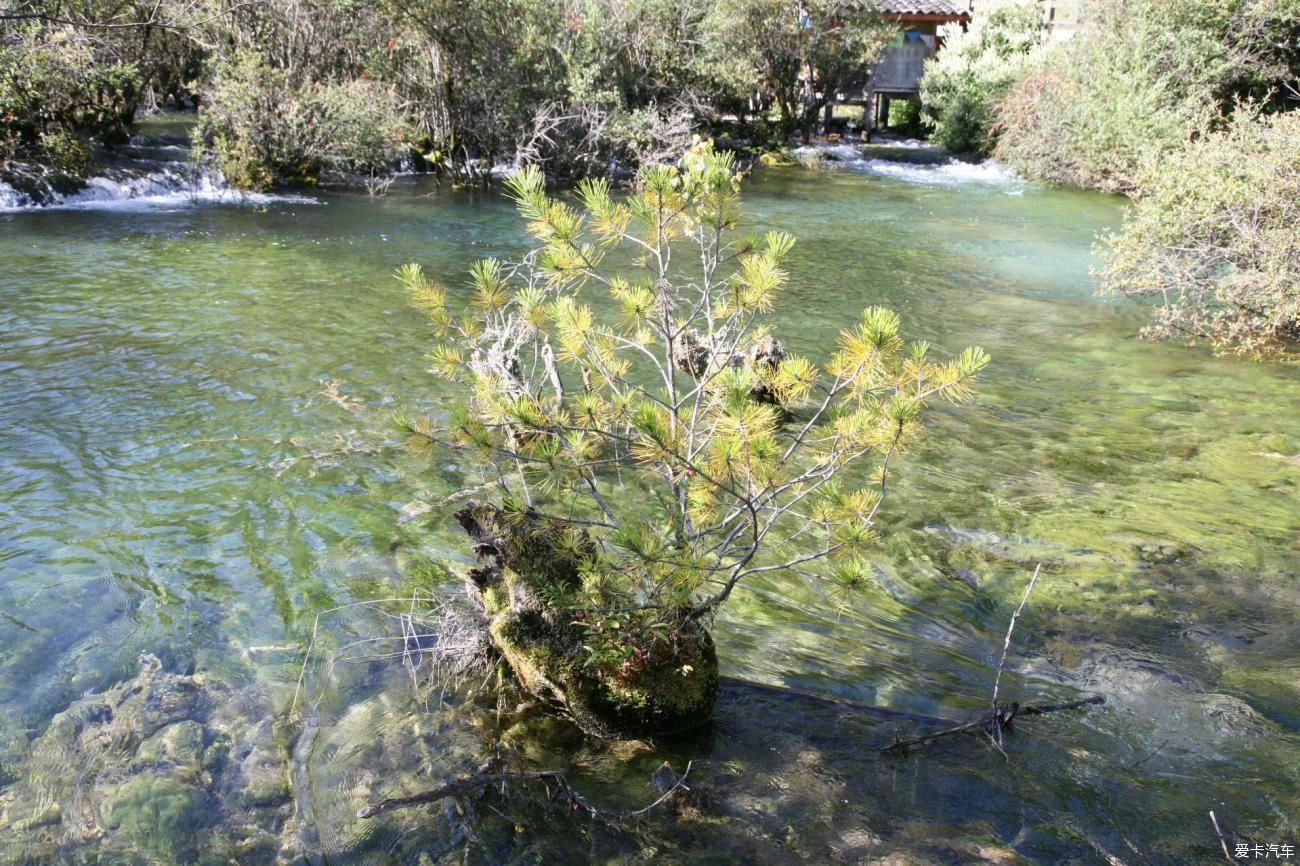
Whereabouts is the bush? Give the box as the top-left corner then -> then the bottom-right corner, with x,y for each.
380,0 -> 710,183
887,98 -> 922,134
992,0 -> 1299,193
1097,108 -> 1300,358
706,0 -> 891,142
0,26 -> 138,171
393,142 -> 988,735
918,0 -> 1041,155
194,53 -> 410,190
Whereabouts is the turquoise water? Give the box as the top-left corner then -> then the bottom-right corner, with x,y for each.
0,153 -> 1297,864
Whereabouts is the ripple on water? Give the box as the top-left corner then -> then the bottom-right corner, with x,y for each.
1,169 -> 1298,864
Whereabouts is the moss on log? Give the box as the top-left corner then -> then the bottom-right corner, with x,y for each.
454,501 -> 719,739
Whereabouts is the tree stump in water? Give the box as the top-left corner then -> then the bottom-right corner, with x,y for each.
453,501 -> 719,739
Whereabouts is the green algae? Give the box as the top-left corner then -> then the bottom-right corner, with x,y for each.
105,776 -> 208,863
0,655 -> 293,865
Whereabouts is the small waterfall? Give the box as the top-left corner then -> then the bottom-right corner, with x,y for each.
792,142 -> 1024,191
1,140 -> 319,212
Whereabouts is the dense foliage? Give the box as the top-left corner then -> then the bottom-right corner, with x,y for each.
991,0 -> 1300,193
193,51 -> 408,190
0,0 -> 211,173
394,142 -> 987,689
1,22 -> 138,178
2,0 -> 895,187
1098,109 -> 1300,358
377,0 -> 708,183
706,0 -> 891,142
918,0 -> 1041,155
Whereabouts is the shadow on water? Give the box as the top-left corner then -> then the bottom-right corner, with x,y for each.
0,163 -> 1297,863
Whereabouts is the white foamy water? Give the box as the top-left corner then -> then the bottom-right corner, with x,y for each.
804,143 -> 871,163
794,144 -> 1024,191
852,156 -> 1023,188
0,165 -> 319,213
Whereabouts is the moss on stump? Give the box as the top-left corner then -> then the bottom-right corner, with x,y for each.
454,501 -> 719,739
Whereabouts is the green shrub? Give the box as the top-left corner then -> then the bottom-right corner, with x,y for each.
706,0 -> 891,142
991,0 -> 1298,193
36,130 -> 90,176
919,0 -> 1042,154
393,142 -> 989,734
1097,108 -> 1300,358
194,53 -> 410,190
887,98 -> 922,134
0,27 -> 138,171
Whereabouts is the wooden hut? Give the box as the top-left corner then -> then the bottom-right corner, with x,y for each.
868,1 -> 971,127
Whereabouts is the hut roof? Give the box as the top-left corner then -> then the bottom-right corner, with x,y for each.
877,0 -> 971,19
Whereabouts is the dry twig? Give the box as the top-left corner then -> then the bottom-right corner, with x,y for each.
878,697 -> 1104,753
357,759 -> 694,821
1209,810 -> 1234,863
990,563 -> 1041,750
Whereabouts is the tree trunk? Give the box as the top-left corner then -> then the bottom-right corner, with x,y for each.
453,501 -> 720,739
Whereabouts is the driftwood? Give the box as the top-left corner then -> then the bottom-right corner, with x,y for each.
879,696 -> 1105,753
357,759 -> 694,821
875,563 -> 1101,757
355,678 -> 1103,824
719,676 -> 1102,754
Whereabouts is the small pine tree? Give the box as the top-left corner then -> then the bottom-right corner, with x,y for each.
395,141 -> 988,735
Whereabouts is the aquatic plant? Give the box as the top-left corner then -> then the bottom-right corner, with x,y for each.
394,140 -> 989,737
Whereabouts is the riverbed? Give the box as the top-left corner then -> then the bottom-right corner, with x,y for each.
1,144 -> 1297,864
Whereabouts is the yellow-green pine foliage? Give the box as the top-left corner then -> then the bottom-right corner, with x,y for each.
396,139 -> 988,616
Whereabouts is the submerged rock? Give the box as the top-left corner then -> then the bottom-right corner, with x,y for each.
0,653 -> 291,865
454,501 -> 719,739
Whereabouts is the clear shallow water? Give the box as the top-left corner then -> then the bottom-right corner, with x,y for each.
0,158 -> 1297,865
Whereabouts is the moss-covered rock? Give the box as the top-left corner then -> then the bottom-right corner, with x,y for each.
103,775 -> 209,863
0,653 -> 293,865
454,501 -> 719,739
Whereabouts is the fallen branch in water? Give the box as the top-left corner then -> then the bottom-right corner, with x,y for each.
878,696 -> 1104,753
990,563 -> 1041,751
1209,810 -> 1234,863
357,759 -> 693,820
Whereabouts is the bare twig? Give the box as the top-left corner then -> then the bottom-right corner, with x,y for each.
1209,810 -> 1234,863
879,562 -> 1096,756
991,563 -> 1041,713
1127,739 -> 1169,769
878,696 -> 1104,754
357,760 -> 694,821
990,563 -> 1041,750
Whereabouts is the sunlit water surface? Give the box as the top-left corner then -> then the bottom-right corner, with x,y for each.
1,149 -> 1297,865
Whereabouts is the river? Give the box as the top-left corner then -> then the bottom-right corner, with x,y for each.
1,135 -> 1297,864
